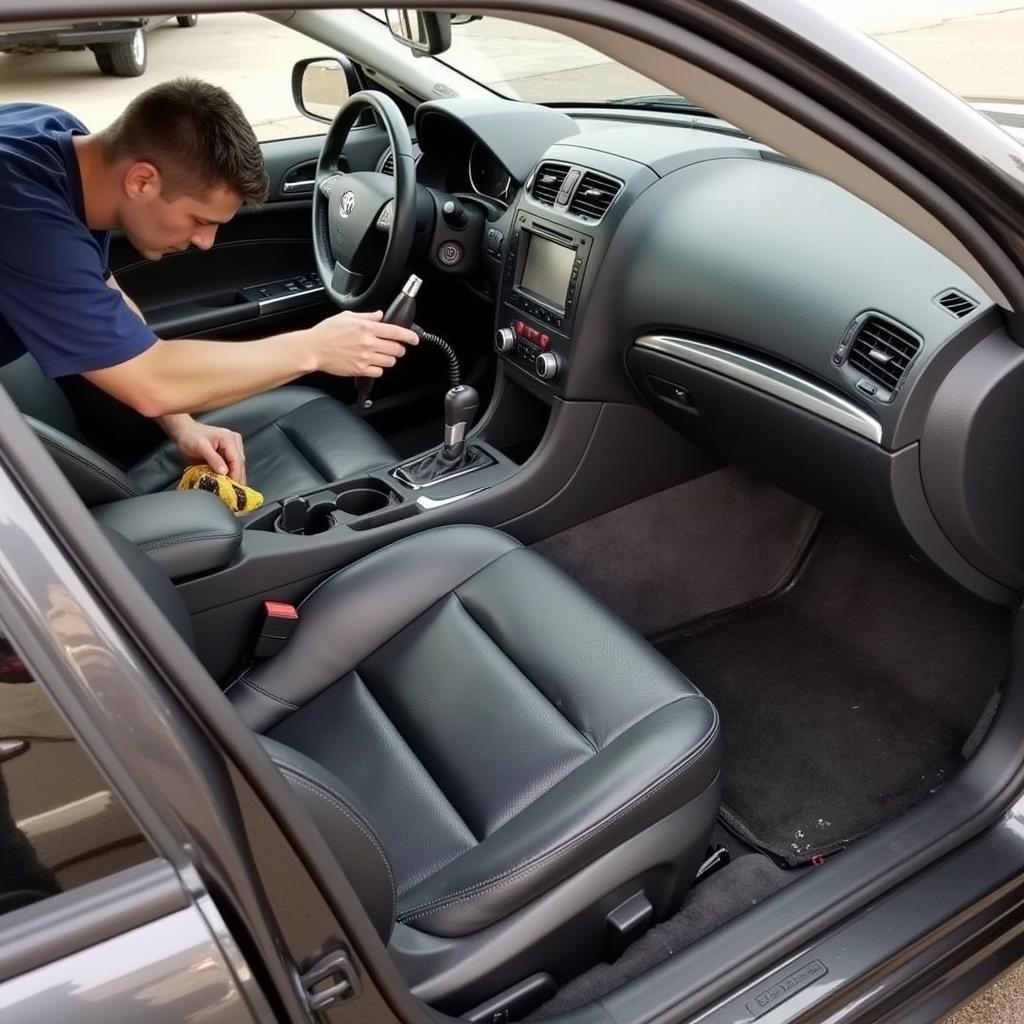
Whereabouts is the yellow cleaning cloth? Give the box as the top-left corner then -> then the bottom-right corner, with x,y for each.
178,464 -> 264,514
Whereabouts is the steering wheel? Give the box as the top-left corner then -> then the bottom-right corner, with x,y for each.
313,91 -> 417,310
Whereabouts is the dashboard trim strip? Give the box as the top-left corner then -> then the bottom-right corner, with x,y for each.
635,334 -> 883,444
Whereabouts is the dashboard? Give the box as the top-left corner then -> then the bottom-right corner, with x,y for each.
401,97 -> 1024,605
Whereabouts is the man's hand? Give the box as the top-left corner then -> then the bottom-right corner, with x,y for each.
308,309 -> 419,378
161,415 -> 246,483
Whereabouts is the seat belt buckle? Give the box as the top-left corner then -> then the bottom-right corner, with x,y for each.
253,601 -> 299,658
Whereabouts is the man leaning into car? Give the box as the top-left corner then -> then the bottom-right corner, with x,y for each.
0,77 -> 418,483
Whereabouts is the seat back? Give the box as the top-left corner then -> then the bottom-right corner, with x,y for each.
0,356 -> 138,505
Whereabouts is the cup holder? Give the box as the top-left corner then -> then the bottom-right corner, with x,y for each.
335,486 -> 393,516
274,500 -> 337,536
272,481 -> 402,536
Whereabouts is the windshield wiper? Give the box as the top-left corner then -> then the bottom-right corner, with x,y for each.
608,95 -> 714,116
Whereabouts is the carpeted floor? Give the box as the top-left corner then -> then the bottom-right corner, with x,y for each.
529,854 -> 793,1018
659,522 -> 1011,865
532,467 -> 819,639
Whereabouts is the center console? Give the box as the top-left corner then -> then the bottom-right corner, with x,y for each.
494,212 -> 593,390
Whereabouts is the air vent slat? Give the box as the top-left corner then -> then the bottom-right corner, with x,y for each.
531,162 -> 570,207
846,314 -> 921,396
380,152 -> 395,175
567,171 -> 621,221
935,288 -> 978,318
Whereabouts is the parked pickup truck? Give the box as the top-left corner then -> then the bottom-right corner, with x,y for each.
0,15 -> 197,77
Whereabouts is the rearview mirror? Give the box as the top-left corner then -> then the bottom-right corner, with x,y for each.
384,9 -> 452,56
292,57 -> 353,124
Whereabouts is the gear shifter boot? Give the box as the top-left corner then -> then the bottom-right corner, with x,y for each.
398,443 -> 491,487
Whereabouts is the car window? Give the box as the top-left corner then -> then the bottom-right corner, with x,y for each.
0,12 -> 331,142
0,625 -> 154,914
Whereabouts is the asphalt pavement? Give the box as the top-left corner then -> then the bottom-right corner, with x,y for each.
1,4 -> 1023,1020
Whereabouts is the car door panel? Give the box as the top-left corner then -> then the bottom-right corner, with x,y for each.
109,125 -> 391,339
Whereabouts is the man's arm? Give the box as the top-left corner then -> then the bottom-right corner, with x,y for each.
84,309 -> 417,417
105,274 -> 245,480
105,274 -> 188,437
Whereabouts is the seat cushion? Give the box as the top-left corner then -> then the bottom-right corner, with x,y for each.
230,525 -> 721,938
129,386 -> 396,502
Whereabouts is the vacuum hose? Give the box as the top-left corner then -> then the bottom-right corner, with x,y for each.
415,327 -> 461,388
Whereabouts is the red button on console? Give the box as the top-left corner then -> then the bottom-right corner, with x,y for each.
539,333 -> 550,349
516,320 -> 526,336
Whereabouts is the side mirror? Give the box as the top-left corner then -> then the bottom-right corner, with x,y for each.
384,9 -> 452,56
292,57 -> 357,124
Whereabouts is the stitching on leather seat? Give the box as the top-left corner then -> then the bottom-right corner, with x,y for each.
398,699 -> 720,923
234,674 -> 300,710
41,437 -> 136,498
295,533 -> 522,616
279,765 -> 398,925
139,529 -> 241,552
451,590 -> 599,754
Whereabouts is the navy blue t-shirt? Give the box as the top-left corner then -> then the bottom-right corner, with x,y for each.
0,103 -> 156,376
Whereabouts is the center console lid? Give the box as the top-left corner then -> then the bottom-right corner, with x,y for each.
93,490 -> 243,581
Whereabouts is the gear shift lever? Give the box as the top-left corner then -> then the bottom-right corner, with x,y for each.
443,385 -> 480,459
397,384 -> 486,486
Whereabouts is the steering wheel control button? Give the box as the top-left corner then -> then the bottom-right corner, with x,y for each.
377,201 -> 394,229
495,327 -> 516,353
535,352 -> 560,381
438,241 -> 463,266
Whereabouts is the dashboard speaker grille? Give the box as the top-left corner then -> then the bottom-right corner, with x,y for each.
568,171 -> 622,221
531,162 -> 569,205
847,315 -> 921,392
935,288 -> 978,318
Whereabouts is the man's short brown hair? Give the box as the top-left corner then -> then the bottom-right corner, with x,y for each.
101,77 -> 268,204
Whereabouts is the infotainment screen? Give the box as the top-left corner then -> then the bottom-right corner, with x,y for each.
518,232 -> 575,310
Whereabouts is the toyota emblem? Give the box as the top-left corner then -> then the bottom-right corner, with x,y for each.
340,190 -> 356,217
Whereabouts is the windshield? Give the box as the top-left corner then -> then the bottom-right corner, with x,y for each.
412,8 -> 1024,145
435,17 -> 673,104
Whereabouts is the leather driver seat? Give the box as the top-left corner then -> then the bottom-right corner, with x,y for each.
106,523 -> 722,1014
0,355 -> 395,505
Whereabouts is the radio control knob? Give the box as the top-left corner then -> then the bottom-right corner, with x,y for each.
495,327 -> 516,353
535,352 -> 561,380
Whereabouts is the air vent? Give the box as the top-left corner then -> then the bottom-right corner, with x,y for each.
847,315 -> 921,394
379,151 -> 395,175
568,171 -> 622,222
531,162 -> 569,206
935,288 -> 978,319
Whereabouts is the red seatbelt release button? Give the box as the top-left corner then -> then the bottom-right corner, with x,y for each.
254,601 -> 299,658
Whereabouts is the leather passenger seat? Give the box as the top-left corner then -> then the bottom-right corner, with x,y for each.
0,355 -> 395,505
107,523 -> 722,1013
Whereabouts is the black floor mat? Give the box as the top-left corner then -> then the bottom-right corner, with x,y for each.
658,523 -> 1011,865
